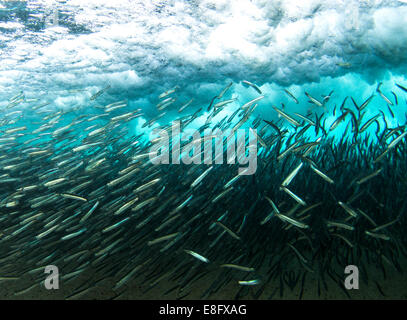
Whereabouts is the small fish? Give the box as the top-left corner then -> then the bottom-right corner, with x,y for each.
371,218 -> 399,233
5,126 -> 27,134
280,186 -> 307,206
191,166 -> 213,188
111,112 -> 140,122
339,96 -> 348,112
184,250 -> 209,263
169,195 -> 193,215
284,89 -> 299,104
376,83 -> 394,106
102,217 -> 130,233
241,95 -> 265,110
351,97 -> 359,111
263,119 -> 282,136
356,168 -> 382,185
220,264 -> 255,272
157,98 -> 175,111
134,178 -> 161,193
114,198 -> 138,215
374,149 -> 390,164
287,243 -> 308,264
0,277 -> 19,281
296,202 -> 322,218
272,106 -> 301,127
357,209 -> 377,227
60,193 -> 88,202
387,105 -> 395,118
36,225 -> 58,239
80,201 -> 99,223
305,92 -> 323,107
365,230 -> 390,241
265,196 -> 280,214
331,233 -> 353,248
360,114 -> 380,132
338,201 -> 358,218
214,99 -> 236,109
387,131 -> 407,150
275,213 -> 309,229
277,141 -> 301,161
9,91 -> 24,103
391,91 -> 398,105
105,100 -> 127,112
90,85 -> 111,100
250,128 -> 267,148
113,263 -> 147,290
293,113 -> 315,126
224,174 -> 241,189
61,228 -> 87,241
212,187 -> 233,203
310,165 -> 334,184
178,99 -> 193,112
107,167 -> 140,187
395,83 -> 407,93
215,221 -> 241,240
148,233 -> 179,246
282,162 -> 303,187
44,178 -> 66,187
159,86 -> 179,99
326,221 -> 355,231
131,197 -> 157,212
217,82 -> 233,99
359,94 -> 374,111
322,90 -> 334,104
330,111 -> 349,131
336,62 -> 352,68
238,279 -> 260,286
242,80 -> 262,94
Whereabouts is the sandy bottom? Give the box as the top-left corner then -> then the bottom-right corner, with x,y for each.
2,258 -> 407,300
